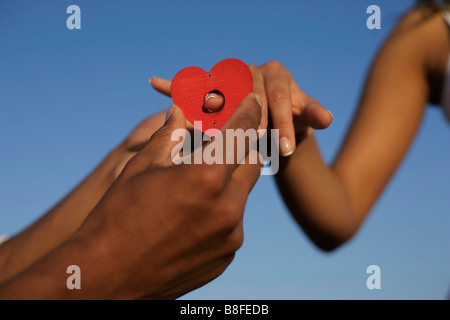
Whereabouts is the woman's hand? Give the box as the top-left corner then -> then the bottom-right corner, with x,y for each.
150,60 -> 333,156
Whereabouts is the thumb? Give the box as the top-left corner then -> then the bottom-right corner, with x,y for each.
139,105 -> 187,168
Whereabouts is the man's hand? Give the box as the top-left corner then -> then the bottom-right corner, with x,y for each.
0,93 -> 263,300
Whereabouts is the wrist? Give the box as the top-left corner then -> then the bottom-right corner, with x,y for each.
0,234 -> 109,299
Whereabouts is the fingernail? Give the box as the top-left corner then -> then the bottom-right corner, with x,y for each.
205,92 -> 218,102
165,106 -> 175,123
254,92 -> 262,108
328,110 -> 333,121
149,77 -> 154,84
280,137 -> 293,157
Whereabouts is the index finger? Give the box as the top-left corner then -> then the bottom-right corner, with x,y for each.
150,77 -> 172,97
263,67 -> 296,157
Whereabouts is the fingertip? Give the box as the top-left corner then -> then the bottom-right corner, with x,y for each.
320,108 -> 333,129
170,104 -> 183,115
150,77 -> 158,90
319,110 -> 333,129
327,110 -> 333,122
307,102 -> 333,130
279,136 -> 294,157
149,76 -> 162,86
165,104 -> 185,123
204,92 -> 225,112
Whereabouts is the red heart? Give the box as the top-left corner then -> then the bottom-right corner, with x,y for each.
170,58 -> 253,134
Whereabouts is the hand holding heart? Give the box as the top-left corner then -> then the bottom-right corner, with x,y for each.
151,60 -> 333,157
0,92 -> 264,300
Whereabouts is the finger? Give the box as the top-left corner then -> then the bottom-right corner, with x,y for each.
289,81 -> 310,116
249,65 -> 268,131
263,70 -> 296,157
293,101 -> 333,133
203,91 -> 225,113
150,77 -> 172,97
289,81 -> 333,128
138,105 -> 187,168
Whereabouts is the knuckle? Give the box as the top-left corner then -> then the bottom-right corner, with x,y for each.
187,166 -> 224,196
249,65 -> 265,84
218,253 -> 236,272
204,205 -> 240,239
228,230 -> 244,252
273,117 -> 294,130
248,64 -> 258,72
217,201 -> 243,230
222,231 -> 244,254
267,89 -> 290,105
224,198 -> 243,216
264,60 -> 283,70
292,98 -> 306,110
201,199 -> 243,239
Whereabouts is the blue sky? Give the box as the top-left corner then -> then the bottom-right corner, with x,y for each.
0,0 -> 449,299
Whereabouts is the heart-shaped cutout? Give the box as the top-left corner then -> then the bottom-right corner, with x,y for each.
170,58 -> 253,134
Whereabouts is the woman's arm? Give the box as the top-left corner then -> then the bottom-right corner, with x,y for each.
275,9 -> 449,251
0,112 -> 166,282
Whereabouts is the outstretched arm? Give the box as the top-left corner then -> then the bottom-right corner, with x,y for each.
276,10 -> 448,250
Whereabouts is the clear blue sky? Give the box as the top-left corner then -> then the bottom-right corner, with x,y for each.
0,0 -> 449,299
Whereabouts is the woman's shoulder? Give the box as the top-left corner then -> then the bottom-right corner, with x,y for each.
396,7 -> 445,29
389,7 -> 450,105
381,8 -> 448,71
